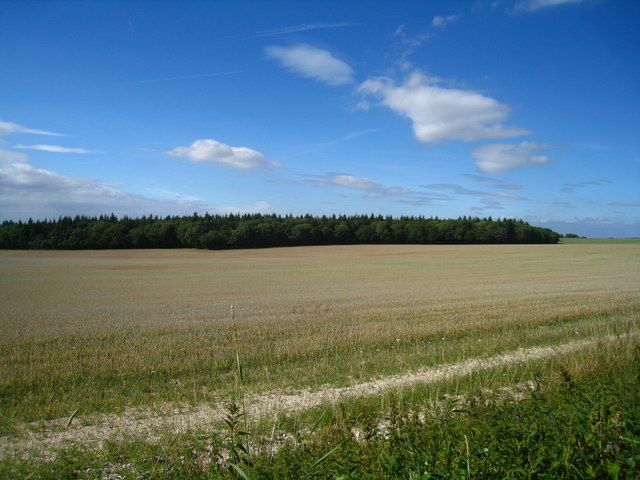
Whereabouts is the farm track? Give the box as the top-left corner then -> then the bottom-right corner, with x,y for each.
1,331 -> 637,460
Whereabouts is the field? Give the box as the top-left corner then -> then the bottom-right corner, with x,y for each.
1,242 -> 639,478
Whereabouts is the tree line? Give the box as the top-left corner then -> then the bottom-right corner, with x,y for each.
0,214 -> 560,250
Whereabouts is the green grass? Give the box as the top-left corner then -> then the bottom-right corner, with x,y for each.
559,237 -> 640,244
255,341 -> 640,479
2,331 -> 638,479
1,307 -> 636,431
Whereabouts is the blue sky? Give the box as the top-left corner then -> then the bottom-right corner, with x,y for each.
1,0 -> 638,237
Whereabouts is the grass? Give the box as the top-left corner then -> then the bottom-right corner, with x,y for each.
2,330 -> 638,479
256,339 -> 640,479
0,243 -> 638,477
559,237 -> 640,244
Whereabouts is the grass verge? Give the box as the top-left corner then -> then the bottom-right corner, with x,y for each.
2,334 -> 638,479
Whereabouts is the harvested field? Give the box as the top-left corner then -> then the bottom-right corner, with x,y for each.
0,242 -> 638,475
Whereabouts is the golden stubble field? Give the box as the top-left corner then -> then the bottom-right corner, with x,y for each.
2,244 -> 637,337
0,243 -> 638,427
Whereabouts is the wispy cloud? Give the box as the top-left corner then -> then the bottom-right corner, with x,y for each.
295,129 -> 381,154
470,141 -> 552,174
166,139 -> 280,170
265,44 -> 355,86
561,179 -> 613,192
396,191 -> 452,206
608,201 -> 640,207
14,144 -> 102,154
303,173 -> 411,197
533,217 -> 639,238
144,187 -> 202,203
427,183 -> 530,201
462,173 -> 523,190
392,23 -> 430,48
423,183 -> 530,210
213,201 -> 272,214
266,179 -> 299,185
578,142 -> 614,151
390,13 -> 459,70
554,201 -> 577,209
360,71 -> 529,144
242,22 -> 355,39
432,14 -> 462,27
513,0 -> 589,13
124,71 -> 240,85
0,120 -> 64,137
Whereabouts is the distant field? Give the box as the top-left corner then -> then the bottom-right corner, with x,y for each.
0,243 -> 638,477
559,237 -> 640,244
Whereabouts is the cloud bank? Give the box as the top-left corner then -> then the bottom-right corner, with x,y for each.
166,139 -> 280,170
265,44 -> 355,86
0,150 -> 271,220
359,72 -> 529,144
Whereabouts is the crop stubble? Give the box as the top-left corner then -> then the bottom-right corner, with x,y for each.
0,243 -> 638,431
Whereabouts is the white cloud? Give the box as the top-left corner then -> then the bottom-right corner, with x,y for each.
0,150 -> 271,220
166,139 -> 280,170
331,174 -> 381,190
306,173 -> 411,197
470,141 -> 552,174
265,44 -> 355,86
514,0 -> 588,12
14,144 -> 102,154
432,14 -> 461,27
0,120 -> 64,137
359,72 -> 529,144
